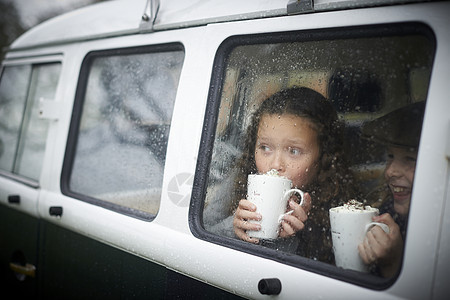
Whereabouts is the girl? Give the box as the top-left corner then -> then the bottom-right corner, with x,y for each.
359,102 -> 425,277
232,87 -> 354,263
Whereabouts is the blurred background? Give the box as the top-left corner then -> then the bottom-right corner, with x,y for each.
0,0 -> 107,61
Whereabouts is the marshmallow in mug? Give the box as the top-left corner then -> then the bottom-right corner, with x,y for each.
264,169 -> 283,177
334,199 -> 377,213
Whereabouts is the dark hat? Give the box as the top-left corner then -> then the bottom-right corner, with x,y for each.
362,101 -> 425,149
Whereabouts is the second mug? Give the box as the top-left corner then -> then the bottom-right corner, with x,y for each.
329,202 -> 390,272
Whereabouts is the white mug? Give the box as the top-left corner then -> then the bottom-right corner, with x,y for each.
246,174 -> 304,240
329,205 -> 389,272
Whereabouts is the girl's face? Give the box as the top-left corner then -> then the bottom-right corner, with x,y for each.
384,146 -> 417,216
254,113 -> 320,189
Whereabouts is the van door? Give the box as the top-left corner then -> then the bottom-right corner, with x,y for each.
38,43 -> 183,299
0,61 -> 61,297
189,3 -> 450,299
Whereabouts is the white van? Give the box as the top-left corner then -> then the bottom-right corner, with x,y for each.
1,0 -> 449,298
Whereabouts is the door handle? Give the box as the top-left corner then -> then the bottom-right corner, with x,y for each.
49,206 -> 63,217
9,262 -> 36,278
8,195 -> 20,204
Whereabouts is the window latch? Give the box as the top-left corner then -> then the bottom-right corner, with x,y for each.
287,0 -> 314,15
39,98 -> 60,120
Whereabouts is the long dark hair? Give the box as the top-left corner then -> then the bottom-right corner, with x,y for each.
230,86 -> 355,262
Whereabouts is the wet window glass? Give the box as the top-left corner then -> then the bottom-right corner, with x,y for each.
0,63 -> 60,181
200,25 -> 434,283
15,64 -> 60,179
68,46 -> 184,217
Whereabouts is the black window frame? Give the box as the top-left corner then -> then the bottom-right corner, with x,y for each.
189,22 -> 436,290
61,42 -> 185,221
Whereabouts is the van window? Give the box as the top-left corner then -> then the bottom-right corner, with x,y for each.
193,24 -> 435,287
0,63 -> 61,182
63,45 -> 184,219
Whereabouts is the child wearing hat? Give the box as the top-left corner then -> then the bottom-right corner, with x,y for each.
358,102 -> 425,277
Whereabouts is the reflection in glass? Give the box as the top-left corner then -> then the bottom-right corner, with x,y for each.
70,50 -> 184,215
0,65 -> 32,172
0,63 -> 60,181
16,64 -> 61,180
203,30 -> 434,273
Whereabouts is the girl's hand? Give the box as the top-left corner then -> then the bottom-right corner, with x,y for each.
233,199 -> 262,244
279,192 -> 312,238
358,213 -> 403,277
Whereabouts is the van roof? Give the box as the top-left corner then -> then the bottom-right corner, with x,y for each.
9,0 -> 426,51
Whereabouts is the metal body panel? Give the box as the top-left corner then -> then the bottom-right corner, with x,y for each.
8,0 -> 429,51
0,0 -> 449,299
